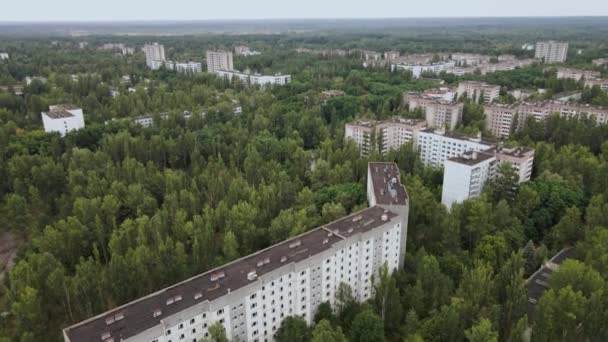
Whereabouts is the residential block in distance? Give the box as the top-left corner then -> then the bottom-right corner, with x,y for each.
535,41 -> 569,63
404,90 -> 463,130
41,105 -> 85,137
63,162 -> 409,342
144,43 -> 166,70
345,118 -> 427,155
457,81 -> 500,104
206,50 -> 234,74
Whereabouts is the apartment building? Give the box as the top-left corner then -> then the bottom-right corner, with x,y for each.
440,145 -> 534,209
517,101 -> 608,127
555,67 -> 600,81
457,81 -> 500,104
234,46 -> 260,56
484,103 -> 519,138
405,93 -> 463,130
345,118 -> 427,155
144,43 -> 166,70
0,52 -> 9,60
441,150 -> 496,209
63,162 -> 409,342
206,50 -> 234,74
417,128 -> 494,168
392,61 -> 455,78
383,51 -> 400,61
41,105 -> 85,137
216,70 -> 291,87
535,41 -> 569,63
592,58 -> 608,67
585,78 -> 608,92
174,62 -> 203,74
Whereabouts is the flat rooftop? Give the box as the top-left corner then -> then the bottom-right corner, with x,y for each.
420,128 -> 496,146
44,105 -> 80,119
64,206 -> 399,342
368,162 -> 408,206
526,247 -> 575,322
448,150 -> 495,166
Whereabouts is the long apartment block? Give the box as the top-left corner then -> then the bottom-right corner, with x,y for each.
457,81 -> 500,104
63,163 -> 409,342
484,101 -> 608,138
345,118 -> 427,155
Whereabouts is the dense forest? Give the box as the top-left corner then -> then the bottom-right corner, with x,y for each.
1,27 -> 608,342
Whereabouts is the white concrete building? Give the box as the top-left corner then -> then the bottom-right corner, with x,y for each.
535,41 -> 569,63
41,105 -> 85,137
0,53 -> 8,60
457,81 -> 500,104
174,62 -> 203,74
417,128 -> 494,168
235,46 -> 261,56
217,70 -> 291,87
441,150 -> 496,209
392,61 -> 455,78
206,50 -> 234,74
144,43 -> 166,70
63,162 -> 409,342
585,78 -> 608,92
592,58 -> 608,67
345,118 -> 427,155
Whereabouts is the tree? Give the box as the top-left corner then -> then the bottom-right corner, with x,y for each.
465,318 -> 498,342
551,207 -> 584,246
313,302 -> 336,325
205,322 -> 228,342
372,263 -> 403,337
488,163 -> 519,203
350,308 -> 386,342
532,286 -> 586,342
275,316 -> 310,342
311,319 -> 347,342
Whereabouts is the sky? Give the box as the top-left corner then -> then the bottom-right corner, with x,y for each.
1,0 -> 607,21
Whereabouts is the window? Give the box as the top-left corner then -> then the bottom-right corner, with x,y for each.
190,318 -> 195,324
217,309 -> 224,315
178,324 -> 184,329
166,329 -> 171,336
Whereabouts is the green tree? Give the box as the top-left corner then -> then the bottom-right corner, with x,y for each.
350,308 -> 386,342
275,316 -> 310,342
311,319 -> 347,342
465,318 -> 498,342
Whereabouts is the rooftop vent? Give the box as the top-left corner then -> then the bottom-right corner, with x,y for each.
347,228 -> 354,234
381,214 -> 388,222
323,238 -> 329,244
166,298 -> 174,306
101,332 -> 111,340
352,215 -> 363,222
210,271 -> 226,282
194,293 -> 202,300
247,271 -> 258,281
153,309 -> 162,318
289,240 -> 302,248
280,256 -> 288,263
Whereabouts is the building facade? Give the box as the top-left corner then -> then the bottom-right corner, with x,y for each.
404,89 -> 462,130
345,118 -> 427,155
555,67 -> 600,81
484,104 -> 519,138
63,163 -> 409,342
441,150 -> 496,209
144,43 -> 166,70
216,70 -> 291,87
206,50 -> 234,74
457,81 -> 500,104
0,52 -> 9,60
41,105 -> 85,137
535,41 -> 569,63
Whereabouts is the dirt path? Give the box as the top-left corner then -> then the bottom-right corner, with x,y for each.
0,231 -> 20,282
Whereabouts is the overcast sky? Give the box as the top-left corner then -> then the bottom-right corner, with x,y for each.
1,0 -> 606,21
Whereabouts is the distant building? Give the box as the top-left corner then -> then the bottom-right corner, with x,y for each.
517,101 -> 608,128
321,90 -> 346,102
417,128 -> 494,168
216,69 -> 290,87
555,67 -> 600,81
509,89 -> 536,101
345,118 -> 427,155
392,61 -> 455,78
234,45 -> 261,56
144,43 -> 166,70
41,105 -> 85,136
457,81 -> 500,104
206,50 -> 234,74
63,162 -> 409,342
584,78 -> 608,92
383,50 -> 400,60
174,61 -> 203,74
0,52 -> 9,60
535,41 -> 569,63
592,58 -> 608,67
404,89 -> 462,130
25,76 -> 48,85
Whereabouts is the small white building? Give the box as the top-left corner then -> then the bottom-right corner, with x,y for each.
441,150 -> 496,210
0,53 -> 9,60
41,105 -> 85,136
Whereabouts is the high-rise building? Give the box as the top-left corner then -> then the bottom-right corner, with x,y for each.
555,67 -> 600,81
144,43 -> 166,70
484,103 -> 519,138
206,50 -> 234,74
535,41 -> 569,63
41,105 -> 85,137
440,145 -> 535,209
216,70 -> 291,87
63,163 -> 409,342
417,128 -> 494,168
345,118 -> 427,155
457,81 -> 500,104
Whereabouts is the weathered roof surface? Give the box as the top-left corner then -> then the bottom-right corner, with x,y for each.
447,150 -> 495,166
64,206 -> 399,342
368,162 -> 408,206
526,247 -> 576,322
